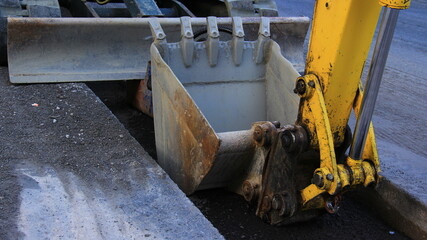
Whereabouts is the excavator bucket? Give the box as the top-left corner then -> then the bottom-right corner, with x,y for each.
7,17 -> 309,83
150,17 -> 316,224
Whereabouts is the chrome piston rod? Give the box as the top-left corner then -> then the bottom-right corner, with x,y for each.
349,7 -> 400,160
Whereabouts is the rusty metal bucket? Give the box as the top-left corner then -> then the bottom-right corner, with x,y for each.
150,17 -> 305,198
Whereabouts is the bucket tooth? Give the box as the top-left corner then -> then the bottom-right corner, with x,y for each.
206,17 -> 220,67
148,18 -> 168,58
180,16 -> 194,67
254,17 -> 271,64
231,17 -> 245,66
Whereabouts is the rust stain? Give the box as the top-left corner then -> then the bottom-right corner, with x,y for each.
8,18 -> 62,52
173,90 -> 220,194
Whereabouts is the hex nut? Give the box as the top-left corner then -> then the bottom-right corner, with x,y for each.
312,173 -> 324,188
294,79 -> 306,95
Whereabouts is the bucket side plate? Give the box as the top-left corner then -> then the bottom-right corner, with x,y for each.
150,44 -> 220,194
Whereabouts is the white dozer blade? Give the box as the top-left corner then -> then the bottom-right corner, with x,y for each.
7,17 -> 309,83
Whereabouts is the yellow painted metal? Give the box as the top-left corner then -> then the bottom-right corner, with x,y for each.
297,74 -> 341,203
299,0 -> 382,148
337,165 -> 350,189
362,161 -> 376,187
301,160 -> 378,205
379,0 -> 411,9
298,79 -> 382,205
301,184 -> 324,205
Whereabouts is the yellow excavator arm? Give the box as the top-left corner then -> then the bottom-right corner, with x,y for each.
297,0 -> 410,206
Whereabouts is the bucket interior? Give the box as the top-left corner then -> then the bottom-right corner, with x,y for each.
164,41 -> 299,133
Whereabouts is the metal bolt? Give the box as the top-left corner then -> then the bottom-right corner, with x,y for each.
312,173 -> 324,188
242,181 -> 255,202
281,133 -> 292,148
253,124 -> 273,147
253,129 -> 263,143
271,193 -> 291,217
271,195 -> 283,210
308,80 -> 315,88
326,173 -> 334,181
281,125 -> 308,153
293,79 -> 306,95
271,121 -> 281,128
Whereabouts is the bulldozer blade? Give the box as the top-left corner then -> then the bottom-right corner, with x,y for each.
7,17 -> 309,84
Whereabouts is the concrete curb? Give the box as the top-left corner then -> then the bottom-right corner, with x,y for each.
353,177 -> 427,240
